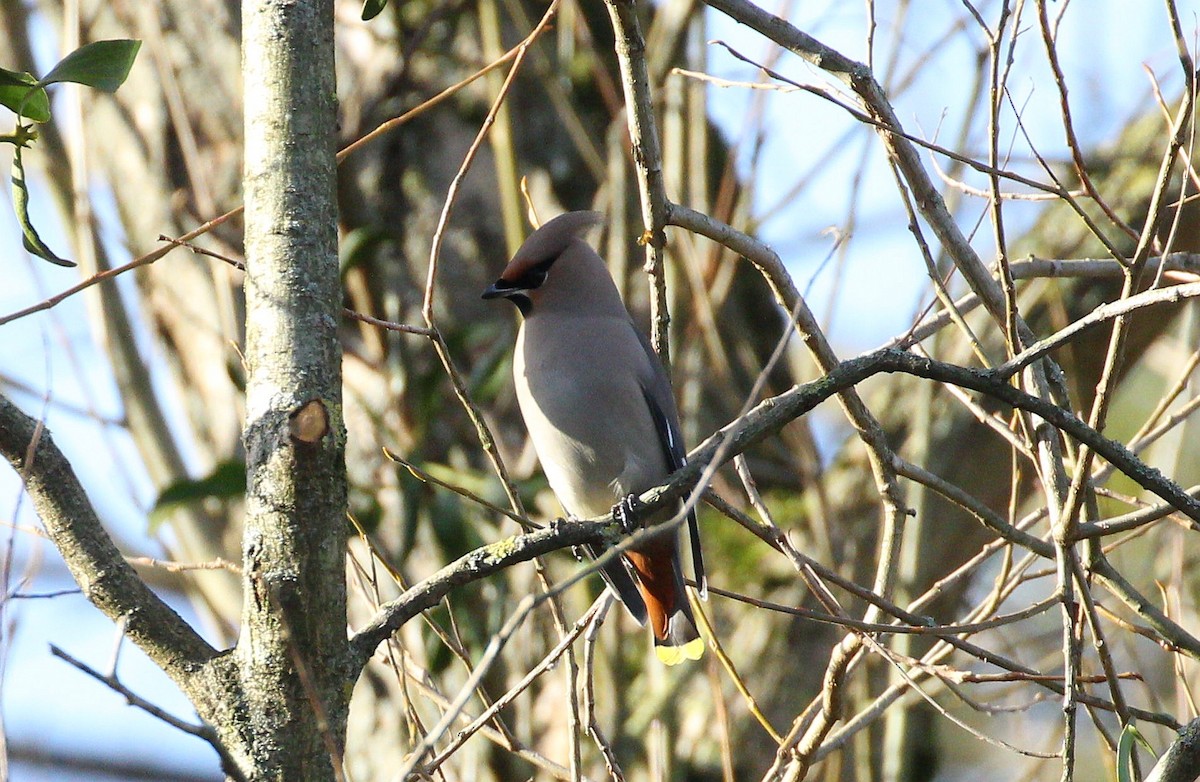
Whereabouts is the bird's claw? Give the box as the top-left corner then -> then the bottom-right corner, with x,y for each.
612,494 -> 644,534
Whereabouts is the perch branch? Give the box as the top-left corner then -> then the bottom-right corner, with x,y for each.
349,346 -> 1200,670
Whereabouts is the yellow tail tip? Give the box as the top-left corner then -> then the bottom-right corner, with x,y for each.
655,637 -> 705,665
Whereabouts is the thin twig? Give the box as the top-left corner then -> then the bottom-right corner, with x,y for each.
423,596 -> 606,774
0,28 -> 552,329
603,0 -> 672,358
126,556 -> 243,575
383,448 -> 535,528
50,644 -> 246,782
582,595 -> 626,782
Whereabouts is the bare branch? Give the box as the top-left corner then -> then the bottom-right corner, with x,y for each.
423,596 -> 605,773
49,644 -> 245,782
0,209 -> 243,327
994,281 -> 1200,380
349,345 -> 1200,672
1147,717 -> 1200,782
0,395 -> 217,680
889,254 -> 1200,351
603,0 -> 672,358
667,204 -> 912,618
348,517 -> 616,671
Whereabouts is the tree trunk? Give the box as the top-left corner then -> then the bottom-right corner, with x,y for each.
229,0 -> 349,777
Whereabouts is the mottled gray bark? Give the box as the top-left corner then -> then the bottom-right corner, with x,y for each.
231,0 -> 350,778
1148,718 -> 1200,782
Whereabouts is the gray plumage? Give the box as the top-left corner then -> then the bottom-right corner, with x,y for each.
483,211 -> 704,664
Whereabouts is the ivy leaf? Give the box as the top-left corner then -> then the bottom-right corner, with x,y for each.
361,0 -> 388,21
0,69 -> 29,87
11,140 -> 73,266
0,67 -> 50,123
1116,723 -> 1155,782
40,39 -> 141,93
151,459 -> 247,531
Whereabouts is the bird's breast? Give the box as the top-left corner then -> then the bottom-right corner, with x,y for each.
514,316 -> 668,517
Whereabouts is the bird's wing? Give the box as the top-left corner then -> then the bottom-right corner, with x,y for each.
633,326 -> 707,597
587,543 -> 648,625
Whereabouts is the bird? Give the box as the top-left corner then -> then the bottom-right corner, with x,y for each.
483,210 -> 705,665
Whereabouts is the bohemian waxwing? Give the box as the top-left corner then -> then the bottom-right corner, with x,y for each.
483,210 -> 706,665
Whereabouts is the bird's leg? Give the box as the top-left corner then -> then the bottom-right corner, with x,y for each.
612,494 -> 645,535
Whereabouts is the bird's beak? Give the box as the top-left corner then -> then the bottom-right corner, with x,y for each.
482,279 -> 518,300
482,278 -> 532,315
481,281 -> 506,300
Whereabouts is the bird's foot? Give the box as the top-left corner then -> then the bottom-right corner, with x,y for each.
612,494 -> 645,534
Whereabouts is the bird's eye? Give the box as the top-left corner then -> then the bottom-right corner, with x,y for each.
515,259 -> 553,290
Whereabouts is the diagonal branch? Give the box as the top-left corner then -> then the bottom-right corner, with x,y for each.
347,517 -> 619,672
694,0 -> 1074,517
669,203 -> 911,619
0,394 -> 218,682
995,281 -> 1200,379
49,644 -> 245,782
348,346 -> 1200,673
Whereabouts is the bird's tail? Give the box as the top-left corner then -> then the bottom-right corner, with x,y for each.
584,543 -> 649,626
626,542 -> 705,666
654,605 -> 704,666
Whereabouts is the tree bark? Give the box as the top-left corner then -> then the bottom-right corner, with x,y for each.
232,0 -> 349,777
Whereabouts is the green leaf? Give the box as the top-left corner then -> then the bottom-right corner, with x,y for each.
339,225 -> 385,276
1117,723 -> 1155,782
40,39 -> 141,92
0,68 -> 30,88
361,0 -> 388,20
150,459 -> 247,530
11,141 -> 74,266
0,68 -> 50,122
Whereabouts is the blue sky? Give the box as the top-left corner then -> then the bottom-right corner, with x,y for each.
707,0 -> 1186,350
